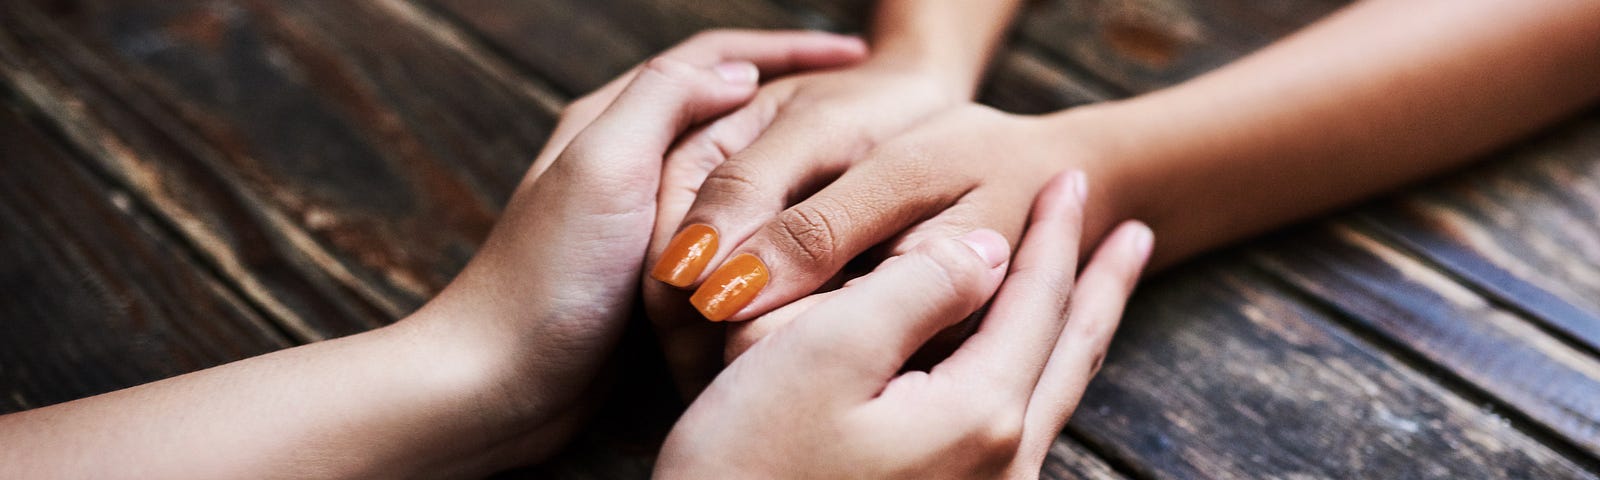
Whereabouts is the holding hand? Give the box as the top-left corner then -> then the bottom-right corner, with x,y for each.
657,173 -> 1153,478
649,101 -> 1109,376
641,42 -> 979,394
407,30 -> 870,465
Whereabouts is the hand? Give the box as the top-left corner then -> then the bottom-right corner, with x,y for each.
656,173 -> 1154,478
399,31 -> 868,465
641,53 -> 984,395
650,101 -> 1107,368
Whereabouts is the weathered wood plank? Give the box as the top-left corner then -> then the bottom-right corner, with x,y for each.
1068,260 -> 1595,478
0,0 -> 563,340
1254,222 -> 1600,454
1361,113 -> 1600,355
0,100 -> 288,413
1043,439 -> 1131,480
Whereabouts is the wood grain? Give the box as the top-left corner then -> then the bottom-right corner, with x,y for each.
1068,259 -> 1595,478
1255,221 -> 1600,454
1362,113 -> 1600,356
0,0 -> 564,340
5,0 -> 1599,477
0,100 -> 288,413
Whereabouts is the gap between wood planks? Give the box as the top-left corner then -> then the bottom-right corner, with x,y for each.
1247,249 -> 1600,474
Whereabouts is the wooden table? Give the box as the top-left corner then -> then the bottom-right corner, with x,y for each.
3,0 -> 1598,477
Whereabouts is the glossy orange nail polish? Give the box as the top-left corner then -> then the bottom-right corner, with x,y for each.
651,224 -> 719,288
690,253 -> 769,321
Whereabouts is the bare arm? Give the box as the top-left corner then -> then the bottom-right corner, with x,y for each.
1071,0 -> 1600,266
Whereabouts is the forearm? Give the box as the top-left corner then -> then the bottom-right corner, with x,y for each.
868,0 -> 1025,95
0,315 -> 537,479
1064,0 -> 1600,267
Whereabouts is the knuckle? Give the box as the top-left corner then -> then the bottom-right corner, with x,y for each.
1074,315 -> 1119,347
697,160 -> 765,201
910,239 -> 990,300
967,408 -> 1025,456
639,55 -> 697,84
773,202 -> 843,265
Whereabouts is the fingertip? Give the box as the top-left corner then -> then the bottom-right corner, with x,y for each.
1069,170 -> 1089,204
1034,170 -> 1088,220
836,34 -> 869,56
1092,221 -> 1154,287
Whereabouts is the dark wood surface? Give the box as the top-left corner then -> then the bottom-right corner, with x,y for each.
2,0 -> 1597,478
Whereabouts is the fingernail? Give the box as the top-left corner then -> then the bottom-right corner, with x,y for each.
956,229 -> 1010,268
651,224 -> 720,288
1069,170 -> 1089,203
713,61 -> 759,84
691,253 -> 769,321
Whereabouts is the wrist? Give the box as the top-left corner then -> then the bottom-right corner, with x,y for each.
863,43 -> 984,97
1034,103 -> 1144,248
865,0 -> 1023,99
392,297 -> 576,466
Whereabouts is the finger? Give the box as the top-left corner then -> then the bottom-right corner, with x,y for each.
553,58 -> 760,190
884,187 -> 1035,258
658,30 -> 868,78
938,171 -> 1088,399
642,99 -> 781,397
721,256 -> 861,362
685,149 -> 977,321
723,289 -> 837,361
1016,221 -> 1152,465
761,231 -> 1009,397
648,111 -> 864,291
721,189 -> 1021,365
528,30 -> 866,182
646,100 -> 777,289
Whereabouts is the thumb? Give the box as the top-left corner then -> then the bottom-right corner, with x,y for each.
561,58 -> 760,174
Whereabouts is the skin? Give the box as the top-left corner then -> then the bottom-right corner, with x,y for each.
654,0 -> 1600,362
0,31 -> 873,479
642,0 -> 1028,397
657,173 -> 1153,479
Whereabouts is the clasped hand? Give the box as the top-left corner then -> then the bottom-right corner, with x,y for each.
416,31 -> 1152,477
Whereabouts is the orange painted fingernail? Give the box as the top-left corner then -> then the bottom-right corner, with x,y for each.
651,224 -> 719,288
690,253 -> 769,321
